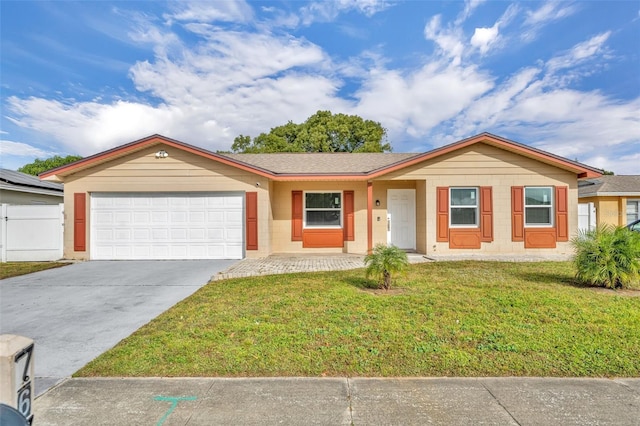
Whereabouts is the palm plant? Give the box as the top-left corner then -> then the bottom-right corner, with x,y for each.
364,244 -> 409,290
571,224 -> 640,289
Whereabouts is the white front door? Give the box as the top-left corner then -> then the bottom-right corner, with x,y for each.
387,189 -> 416,250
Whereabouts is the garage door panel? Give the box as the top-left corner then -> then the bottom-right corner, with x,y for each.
133,229 -> 150,240
115,229 -> 132,240
133,212 -> 150,223
171,211 -> 188,223
91,192 -> 244,260
152,212 -> 168,223
190,211 -> 206,223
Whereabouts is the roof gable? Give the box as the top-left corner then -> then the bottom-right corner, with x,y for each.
40,132 -> 602,182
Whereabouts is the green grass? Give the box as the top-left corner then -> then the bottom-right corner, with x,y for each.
76,261 -> 640,378
1,261 -> 68,280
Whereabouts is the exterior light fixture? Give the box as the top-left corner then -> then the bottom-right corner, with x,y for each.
375,200 -> 380,206
155,150 -> 169,159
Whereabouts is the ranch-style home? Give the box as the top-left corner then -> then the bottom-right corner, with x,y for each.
40,133 -> 602,261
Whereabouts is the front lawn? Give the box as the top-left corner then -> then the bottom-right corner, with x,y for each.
1,261 -> 68,280
76,261 -> 640,378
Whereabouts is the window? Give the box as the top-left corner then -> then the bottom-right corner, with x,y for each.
525,187 -> 553,226
450,187 -> 478,226
304,192 -> 341,227
627,200 -> 640,224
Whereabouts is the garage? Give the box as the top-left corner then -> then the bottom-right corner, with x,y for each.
90,192 -> 244,260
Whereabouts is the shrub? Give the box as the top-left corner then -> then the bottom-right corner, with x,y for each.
571,224 -> 640,289
364,244 -> 409,290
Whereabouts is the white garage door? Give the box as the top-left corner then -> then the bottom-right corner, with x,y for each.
90,192 -> 244,260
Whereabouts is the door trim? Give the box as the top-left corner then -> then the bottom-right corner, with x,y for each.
387,189 -> 416,250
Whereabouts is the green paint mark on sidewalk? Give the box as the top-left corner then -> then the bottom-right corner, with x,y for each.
154,395 -> 197,426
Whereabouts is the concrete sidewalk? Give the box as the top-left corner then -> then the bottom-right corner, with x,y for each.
34,377 -> 640,425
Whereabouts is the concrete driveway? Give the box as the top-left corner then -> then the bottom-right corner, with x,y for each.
0,260 -> 237,396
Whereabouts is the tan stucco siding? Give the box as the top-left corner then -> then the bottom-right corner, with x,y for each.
62,144 -> 271,259
382,143 -> 574,180
377,143 -> 578,255
580,196 -> 626,226
271,181 -> 369,254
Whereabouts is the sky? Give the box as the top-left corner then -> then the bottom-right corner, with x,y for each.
1,0 -> 639,174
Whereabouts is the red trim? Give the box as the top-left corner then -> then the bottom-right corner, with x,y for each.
40,135 -> 274,181
41,133 -> 602,182
343,190 -> 355,241
246,192 -> 258,250
436,187 -> 449,242
525,228 -> 557,248
367,182 -> 373,253
291,191 -> 303,241
555,186 -> 569,242
511,186 -> 524,242
449,229 -> 481,249
480,186 -> 493,242
74,193 -> 86,251
303,229 -> 344,248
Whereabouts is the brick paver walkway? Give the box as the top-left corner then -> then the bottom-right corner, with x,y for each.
211,252 -> 571,281
212,253 -> 433,280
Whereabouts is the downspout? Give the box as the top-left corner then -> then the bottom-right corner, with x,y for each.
367,181 -> 373,253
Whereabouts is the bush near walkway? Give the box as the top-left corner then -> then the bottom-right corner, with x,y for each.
572,225 -> 640,289
76,261 -> 640,378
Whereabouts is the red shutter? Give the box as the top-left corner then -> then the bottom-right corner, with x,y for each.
246,192 -> 258,250
291,191 -> 303,241
436,187 -> 449,242
511,186 -> 524,242
343,190 -> 354,241
555,186 -> 569,242
74,193 -> 86,251
480,186 -> 493,242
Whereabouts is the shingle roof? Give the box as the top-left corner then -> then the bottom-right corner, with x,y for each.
578,175 -> 640,197
0,168 -> 64,192
222,153 -> 420,174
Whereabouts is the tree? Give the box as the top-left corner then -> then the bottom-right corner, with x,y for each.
231,111 -> 391,153
18,155 -> 82,176
364,244 -> 409,290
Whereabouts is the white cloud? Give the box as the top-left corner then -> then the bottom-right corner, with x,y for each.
166,0 -> 254,24
457,0 -> 486,24
546,32 -> 611,72
521,1 -> 578,42
0,140 -> 56,158
424,15 -> 465,65
4,1 -> 638,176
470,25 -> 499,54
300,0 -> 391,25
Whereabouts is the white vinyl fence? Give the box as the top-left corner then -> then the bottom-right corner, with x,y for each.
1,204 -> 64,262
578,202 -> 596,233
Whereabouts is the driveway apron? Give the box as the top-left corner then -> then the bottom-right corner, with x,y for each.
0,260 -> 236,396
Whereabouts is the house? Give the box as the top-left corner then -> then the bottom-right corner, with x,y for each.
39,133 -> 602,261
1,168 -> 63,204
578,175 -> 640,227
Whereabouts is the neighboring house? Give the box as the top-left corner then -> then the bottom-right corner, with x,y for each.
1,168 -> 64,204
40,133 -> 602,261
578,175 -> 640,227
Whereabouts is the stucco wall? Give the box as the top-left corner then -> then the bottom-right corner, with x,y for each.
61,143 -> 271,260
271,181 -> 369,254
377,143 -> 578,255
580,195 -> 637,227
